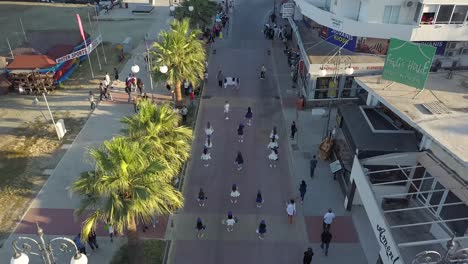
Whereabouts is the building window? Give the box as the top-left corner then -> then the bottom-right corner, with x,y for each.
383,6 -> 400,24
436,5 -> 455,24
450,5 -> 468,24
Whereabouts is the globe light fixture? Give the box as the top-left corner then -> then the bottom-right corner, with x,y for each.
169,5 -> 175,12
188,5 -> 194,12
159,65 -> 169,74
70,253 -> 88,264
10,252 -> 29,264
131,64 -> 140,74
345,66 -> 354,75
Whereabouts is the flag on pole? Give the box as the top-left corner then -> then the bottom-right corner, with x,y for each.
76,14 -> 86,42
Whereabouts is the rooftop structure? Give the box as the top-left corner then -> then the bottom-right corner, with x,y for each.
355,72 -> 468,177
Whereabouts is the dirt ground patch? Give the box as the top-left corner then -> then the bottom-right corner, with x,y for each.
0,111 -> 87,245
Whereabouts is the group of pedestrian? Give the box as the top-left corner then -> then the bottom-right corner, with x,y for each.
72,228 -> 99,257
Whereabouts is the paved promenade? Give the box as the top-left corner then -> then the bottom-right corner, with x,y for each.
165,0 -> 369,262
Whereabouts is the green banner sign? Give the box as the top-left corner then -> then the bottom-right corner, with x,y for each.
383,38 -> 436,90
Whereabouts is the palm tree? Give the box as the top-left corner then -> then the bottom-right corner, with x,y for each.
152,18 -> 206,104
174,0 -> 217,29
121,101 -> 193,175
72,137 -> 184,263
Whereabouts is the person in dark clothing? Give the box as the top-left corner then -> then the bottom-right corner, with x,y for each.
291,121 -> 297,139
137,78 -> 144,95
198,188 -> 207,206
235,151 -> 244,171
299,180 -> 307,203
310,155 -> 317,178
321,230 -> 332,256
73,234 -> 87,255
303,247 -> 314,264
88,228 -> 99,250
99,83 -> 107,101
257,220 -> 267,239
114,67 -> 119,81
196,217 -> 206,238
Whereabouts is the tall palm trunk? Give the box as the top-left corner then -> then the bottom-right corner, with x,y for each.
127,217 -> 143,264
175,81 -> 183,105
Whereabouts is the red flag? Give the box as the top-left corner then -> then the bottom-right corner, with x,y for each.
76,14 -> 86,42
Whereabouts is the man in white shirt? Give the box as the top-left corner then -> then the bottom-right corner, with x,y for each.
224,100 -> 230,120
323,208 -> 336,231
286,199 -> 296,224
105,72 -> 111,87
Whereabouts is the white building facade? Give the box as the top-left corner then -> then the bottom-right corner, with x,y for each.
295,0 -> 468,68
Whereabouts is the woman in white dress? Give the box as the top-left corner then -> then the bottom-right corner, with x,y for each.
205,136 -> 213,149
267,137 -> 278,150
268,148 -> 278,168
201,147 -> 211,167
205,122 -> 214,137
224,211 -> 237,232
230,184 -> 240,203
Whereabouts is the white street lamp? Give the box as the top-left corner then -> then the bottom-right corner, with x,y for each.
188,5 -> 194,12
10,224 -> 87,264
159,65 -> 169,74
10,252 -> 29,264
345,66 -> 354,75
319,68 -> 327,77
169,5 -> 175,12
131,64 -> 140,74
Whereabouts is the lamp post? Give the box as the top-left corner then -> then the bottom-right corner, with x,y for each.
10,223 -> 88,264
169,5 -> 175,16
411,235 -> 468,264
159,65 -> 175,104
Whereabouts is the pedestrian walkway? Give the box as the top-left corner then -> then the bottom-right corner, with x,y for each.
0,3 -> 172,263
165,0 -> 371,263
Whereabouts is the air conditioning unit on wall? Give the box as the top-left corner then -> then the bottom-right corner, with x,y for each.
403,0 -> 414,8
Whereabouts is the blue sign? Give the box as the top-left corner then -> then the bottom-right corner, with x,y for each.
416,41 -> 447,55
325,28 -> 357,52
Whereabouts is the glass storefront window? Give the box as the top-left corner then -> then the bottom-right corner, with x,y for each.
451,6 -> 468,24
436,5 -> 455,24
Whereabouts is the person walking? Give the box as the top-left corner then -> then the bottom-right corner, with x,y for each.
189,91 -> 195,107
196,217 -> 206,238
201,147 -> 211,167
270,126 -> 279,140
291,121 -> 298,140
321,229 -> 332,256
73,234 -> 87,255
133,95 -> 140,113
137,78 -> 144,95
286,199 -> 296,224
99,83 -> 107,101
107,223 -> 115,242
323,208 -> 336,231
303,248 -> 314,264
257,220 -> 267,239
205,136 -> 213,149
113,67 -> 119,82
267,137 -> 278,150
181,105 -> 188,123
299,180 -> 307,203
105,72 -> 111,87
268,148 -> 278,168
256,190 -> 264,208
217,70 -> 224,88
88,228 -> 99,250
260,64 -> 267,79
224,211 -> 237,232
230,184 -> 240,203
88,91 -> 96,110
125,82 -> 132,103
310,155 -> 317,178
245,107 -> 253,126
205,122 -> 214,137
198,188 -> 207,206
235,151 -> 244,171
237,122 -> 245,143
224,100 -> 230,120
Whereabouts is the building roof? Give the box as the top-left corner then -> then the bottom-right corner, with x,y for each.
355,72 -> 468,166
297,19 -> 385,65
6,55 -> 56,70
338,104 -> 419,158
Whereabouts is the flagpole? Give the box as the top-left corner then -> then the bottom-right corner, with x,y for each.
87,11 -> 102,71
76,14 -> 95,79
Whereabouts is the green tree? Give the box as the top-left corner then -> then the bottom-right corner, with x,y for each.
174,0 -> 218,29
152,18 -> 206,104
121,101 -> 193,175
72,137 -> 184,263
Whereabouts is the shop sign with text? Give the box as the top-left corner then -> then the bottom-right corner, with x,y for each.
415,41 -> 447,56
383,38 -> 436,89
321,28 -> 357,52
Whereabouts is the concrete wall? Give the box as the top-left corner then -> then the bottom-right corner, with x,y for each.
335,0 -> 360,20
